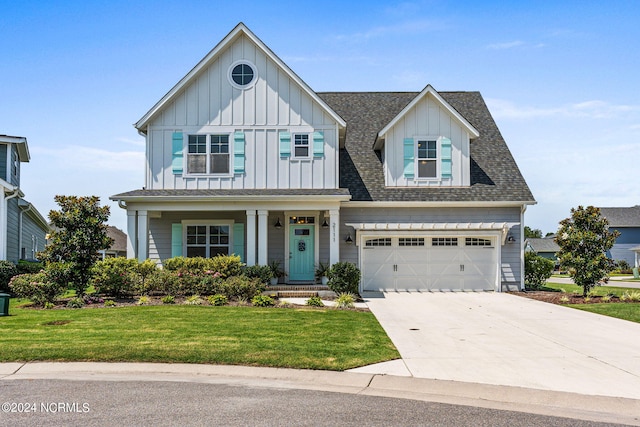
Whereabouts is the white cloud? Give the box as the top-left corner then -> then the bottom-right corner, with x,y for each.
486,40 -> 525,50
332,19 -> 447,43
486,98 -> 639,120
117,137 -> 145,147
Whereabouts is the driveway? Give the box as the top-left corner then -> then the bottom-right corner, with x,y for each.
357,292 -> 640,399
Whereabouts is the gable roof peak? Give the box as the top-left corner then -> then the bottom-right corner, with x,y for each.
134,22 -> 345,132
374,84 -> 480,148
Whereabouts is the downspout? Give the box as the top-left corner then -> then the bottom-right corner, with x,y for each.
520,204 -> 527,291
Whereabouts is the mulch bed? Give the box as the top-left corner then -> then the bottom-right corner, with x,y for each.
511,291 -> 622,305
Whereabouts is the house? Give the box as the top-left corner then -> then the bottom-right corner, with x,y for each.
111,23 -> 535,292
525,237 -> 559,261
0,135 -> 50,263
99,226 -> 128,258
599,206 -> 640,266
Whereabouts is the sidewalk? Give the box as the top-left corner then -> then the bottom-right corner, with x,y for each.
2,362 -> 639,426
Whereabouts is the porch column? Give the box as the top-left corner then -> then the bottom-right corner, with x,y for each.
126,210 -> 136,259
136,210 -> 148,261
329,209 -> 340,265
257,210 -> 269,265
246,210 -> 257,266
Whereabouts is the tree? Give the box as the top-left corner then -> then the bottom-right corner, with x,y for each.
524,226 -> 543,238
554,206 -> 619,297
38,195 -> 113,296
524,251 -> 554,290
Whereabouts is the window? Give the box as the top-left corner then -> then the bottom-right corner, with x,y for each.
289,216 -> 315,224
187,134 -> 229,174
186,225 -> 230,257
432,237 -> 458,246
417,139 -> 437,178
399,237 -> 425,246
465,238 -> 492,247
365,238 -> 392,247
293,134 -> 309,157
228,61 -> 257,89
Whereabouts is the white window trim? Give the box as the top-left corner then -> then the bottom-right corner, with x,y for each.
292,133 -> 311,159
414,136 -> 440,180
227,60 -> 258,90
184,134 -> 233,177
181,219 -> 235,258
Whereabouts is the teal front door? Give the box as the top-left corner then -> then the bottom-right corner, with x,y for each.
289,225 -> 315,281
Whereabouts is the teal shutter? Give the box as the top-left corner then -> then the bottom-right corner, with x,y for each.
440,137 -> 452,179
403,138 -> 415,178
233,131 -> 245,173
171,223 -> 183,257
232,223 -> 245,262
312,131 -> 324,157
172,132 -> 183,175
279,132 -> 291,157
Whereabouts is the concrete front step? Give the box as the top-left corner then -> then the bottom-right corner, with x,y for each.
275,291 -> 319,298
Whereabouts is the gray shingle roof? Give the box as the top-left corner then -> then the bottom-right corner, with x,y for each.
525,238 -> 560,253
599,206 -> 640,227
318,91 -> 535,203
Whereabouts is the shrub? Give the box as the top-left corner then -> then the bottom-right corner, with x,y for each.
220,275 -> 264,301
615,260 -> 631,273
104,299 -> 116,307
8,273 -> 67,305
0,260 -> 18,292
243,265 -> 273,284
66,297 -> 85,308
43,301 -> 55,309
524,252 -> 554,290
251,294 -> 275,307
601,295 -> 612,303
629,291 -> 640,302
161,295 -> 175,304
136,296 -> 150,305
42,261 -> 74,290
335,292 -> 355,309
17,259 -> 43,275
147,269 -> 180,296
559,295 -> 570,304
90,257 -> 139,298
209,254 -> 243,278
162,255 -> 243,278
83,295 -> 104,305
136,259 -> 158,295
326,262 -> 361,295
305,296 -> 324,307
207,294 -> 228,306
184,295 -> 204,305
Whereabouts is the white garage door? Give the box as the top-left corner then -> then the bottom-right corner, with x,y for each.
362,236 -> 497,292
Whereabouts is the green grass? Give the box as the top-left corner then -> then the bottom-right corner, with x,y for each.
0,302 -> 399,371
568,303 -> 640,323
544,282 -> 639,296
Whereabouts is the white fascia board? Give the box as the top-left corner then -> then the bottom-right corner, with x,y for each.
135,23 -> 346,132
375,85 -> 480,149
342,200 -> 537,208
0,136 -> 30,162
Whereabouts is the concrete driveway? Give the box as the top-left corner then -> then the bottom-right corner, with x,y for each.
356,292 -> 640,399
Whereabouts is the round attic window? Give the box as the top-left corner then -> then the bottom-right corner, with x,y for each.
228,61 -> 256,89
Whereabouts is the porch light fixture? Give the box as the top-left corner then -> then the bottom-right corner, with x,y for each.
322,218 -> 329,228
507,233 -> 516,243
274,218 -> 282,229
345,234 -> 353,244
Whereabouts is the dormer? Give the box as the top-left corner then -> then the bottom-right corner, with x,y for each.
0,135 -> 30,187
373,85 -> 479,188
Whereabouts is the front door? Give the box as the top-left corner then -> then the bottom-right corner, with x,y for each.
289,225 -> 315,281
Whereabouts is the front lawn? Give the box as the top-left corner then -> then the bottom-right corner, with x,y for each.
569,303 -> 640,323
544,282 -> 639,296
0,303 -> 399,370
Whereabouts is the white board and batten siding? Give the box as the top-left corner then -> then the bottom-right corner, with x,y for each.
384,95 -> 471,187
145,34 -> 340,192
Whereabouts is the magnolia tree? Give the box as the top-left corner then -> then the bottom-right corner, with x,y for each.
38,195 -> 113,296
554,206 -> 619,297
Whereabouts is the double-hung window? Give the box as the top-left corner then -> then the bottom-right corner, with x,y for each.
293,134 -> 309,158
187,134 -> 229,174
186,225 -> 230,257
417,139 -> 438,178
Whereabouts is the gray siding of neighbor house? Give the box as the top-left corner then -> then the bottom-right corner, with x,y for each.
608,228 -> 640,266
0,144 -> 7,182
21,211 -> 47,260
340,206 -> 523,288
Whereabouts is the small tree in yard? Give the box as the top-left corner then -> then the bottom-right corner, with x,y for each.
38,195 -> 113,296
555,206 -> 619,297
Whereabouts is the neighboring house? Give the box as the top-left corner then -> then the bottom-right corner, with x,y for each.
111,23 -> 535,292
0,135 -> 50,263
525,237 -> 559,261
599,205 -> 640,266
631,246 -> 640,268
100,226 -> 128,258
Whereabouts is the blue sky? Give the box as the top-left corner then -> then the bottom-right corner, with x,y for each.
2,0 -> 639,234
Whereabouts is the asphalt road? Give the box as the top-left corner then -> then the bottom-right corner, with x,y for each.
0,380 -> 627,427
